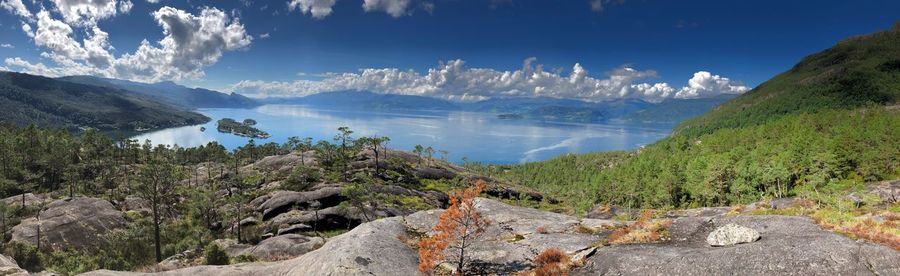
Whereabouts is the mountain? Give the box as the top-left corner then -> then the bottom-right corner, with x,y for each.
619,94 -> 738,123
472,24 -> 900,211
0,71 -> 209,131
261,90 -> 459,111
676,24 -> 900,136
265,90 -> 728,124
60,76 -> 259,109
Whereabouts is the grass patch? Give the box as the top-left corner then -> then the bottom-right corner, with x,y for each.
607,210 -> 672,245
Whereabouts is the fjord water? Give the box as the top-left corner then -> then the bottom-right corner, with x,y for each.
133,105 -> 673,164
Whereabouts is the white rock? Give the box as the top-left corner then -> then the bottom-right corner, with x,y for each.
706,223 -> 760,246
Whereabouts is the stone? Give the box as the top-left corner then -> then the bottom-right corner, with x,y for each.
10,197 -> 125,249
706,223 -> 761,246
256,187 -> 344,220
0,254 -> 28,275
240,234 -> 325,261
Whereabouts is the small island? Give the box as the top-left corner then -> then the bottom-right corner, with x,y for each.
216,118 -> 270,138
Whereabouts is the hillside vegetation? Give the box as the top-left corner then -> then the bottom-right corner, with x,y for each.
676,24 -> 900,136
0,72 -> 209,131
470,25 -> 900,212
61,76 -> 259,109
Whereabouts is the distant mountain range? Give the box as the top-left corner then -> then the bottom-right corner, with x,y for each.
0,70 -> 736,131
0,71 -> 209,132
261,90 -> 735,123
60,75 -> 259,109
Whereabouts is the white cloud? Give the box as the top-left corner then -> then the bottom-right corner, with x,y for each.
674,71 -> 750,99
1,0 -> 32,19
259,32 -> 270,38
227,58 -> 750,102
49,0 -> 133,26
21,22 -> 33,37
288,0 -> 337,19
0,43 -> 13,48
147,0 -> 160,3
6,6 -> 253,82
363,0 -> 412,17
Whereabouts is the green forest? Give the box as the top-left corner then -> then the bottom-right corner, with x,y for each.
469,25 -> 900,213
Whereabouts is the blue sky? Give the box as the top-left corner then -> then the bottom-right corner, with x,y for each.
1,0 -> 899,102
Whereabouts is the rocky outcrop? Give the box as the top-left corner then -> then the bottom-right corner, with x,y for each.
83,217 -> 419,276
706,223 -> 760,246
405,198 -> 598,274
0,193 -> 53,209
256,188 -> 344,220
211,234 -> 324,261
10,197 -> 125,249
0,254 -> 27,275
574,215 -> 900,275
81,199 -> 900,276
867,179 -> 899,203
241,234 -> 325,261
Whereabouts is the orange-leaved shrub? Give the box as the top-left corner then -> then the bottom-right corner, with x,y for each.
418,180 -> 489,275
532,247 -> 570,276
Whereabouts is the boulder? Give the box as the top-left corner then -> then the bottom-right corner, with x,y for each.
265,206 -> 404,234
241,234 -> 325,261
867,180 -> 899,203
256,187 -> 344,220
0,193 -> 52,209
0,254 -> 27,275
10,197 -> 125,249
574,215 -> 900,275
706,223 -> 761,246
119,196 -> 150,214
414,167 -> 457,180
82,217 -> 419,276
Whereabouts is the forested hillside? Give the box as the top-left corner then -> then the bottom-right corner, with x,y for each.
60,76 -> 259,109
0,72 -> 209,132
676,24 -> 900,137
469,25 -> 900,212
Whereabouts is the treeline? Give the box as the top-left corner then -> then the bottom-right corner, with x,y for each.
469,107 -> 900,212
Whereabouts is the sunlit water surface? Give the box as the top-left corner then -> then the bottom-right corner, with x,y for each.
132,105 -> 674,164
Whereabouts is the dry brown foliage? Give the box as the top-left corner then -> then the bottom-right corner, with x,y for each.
533,247 -> 570,276
418,180 -> 489,275
608,209 -> 672,244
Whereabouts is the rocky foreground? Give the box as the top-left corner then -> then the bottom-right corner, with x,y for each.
66,197 -> 900,276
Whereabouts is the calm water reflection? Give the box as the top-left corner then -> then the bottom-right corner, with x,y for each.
132,105 -> 673,164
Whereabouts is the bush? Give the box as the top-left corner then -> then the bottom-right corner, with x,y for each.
204,243 -> 229,265
608,210 -> 672,244
3,241 -> 42,272
532,247 -> 570,276
283,166 -> 321,192
232,254 -> 257,264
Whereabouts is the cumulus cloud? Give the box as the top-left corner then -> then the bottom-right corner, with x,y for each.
1,0 -> 32,19
21,22 -> 34,37
6,6 -> 253,82
0,43 -> 13,48
288,0 -> 337,19
227,58 -> 750,102
49,0 -> 133,25
363,0 -> 412,17
674,71 -> 750,99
